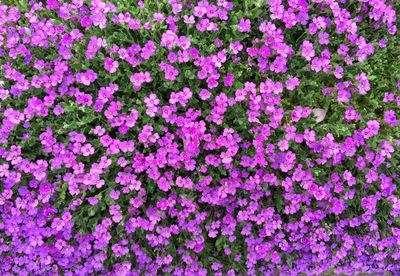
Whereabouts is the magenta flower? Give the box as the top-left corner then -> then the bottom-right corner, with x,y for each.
285,77 -> 300,91
238,18 -> 251,33
104,57 -> 119,73
314,187 -> 326,201
39,182 -> 51,194
384,110 -> 399,127
301,40 -> 315,61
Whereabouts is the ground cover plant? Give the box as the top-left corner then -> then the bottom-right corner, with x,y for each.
0,0 -> 400,275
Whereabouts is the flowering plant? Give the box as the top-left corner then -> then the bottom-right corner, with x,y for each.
0,0 -> 400,275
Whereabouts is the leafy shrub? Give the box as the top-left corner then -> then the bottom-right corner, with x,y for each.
0,0 -> 400,275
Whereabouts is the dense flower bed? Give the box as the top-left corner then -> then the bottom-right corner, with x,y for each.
1,0 -> 400,275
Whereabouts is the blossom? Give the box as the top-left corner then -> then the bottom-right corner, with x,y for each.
39,182 -> 51,194
314,187 -> 326,201
384,110 -> 398,127
238,18 -> 251,33
76,69 -> 98,86
285,77 -> 300,91
301,40 -> 315,61
104,57 -> 119,73
161,30 -> 178,49
144,93 -> 160,106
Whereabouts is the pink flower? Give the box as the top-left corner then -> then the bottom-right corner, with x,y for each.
384,110 -> 398,127
104,57 -> 119,73
110,190 -> 120,200
223,73 -> 234,87
157,177 -> 171,191
314,187 -> 326,201
161,30 -> 178,49
144,93 -> 160,106
318,32 -> 330,45
334,66 -> 343,79
179,36 -> 191,50
156,198 -> 169,211
94,126 -> 106,136
81,143 -> 95,156
199,89 -> 211,100
51,217 -> 65,231
229,41 -> 243,54
88,197 -> 99,205
220,152 -> 233,164
285,77 -> 300,91
39,182 -> 51,194
301,40 -> 315,61
238,18 -> 251,33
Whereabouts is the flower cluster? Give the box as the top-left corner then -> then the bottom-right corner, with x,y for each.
0,0 -> 400,275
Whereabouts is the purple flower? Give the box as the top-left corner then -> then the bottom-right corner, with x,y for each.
238,18 -> 251,33
384,110 -> 398,127
39,182 -> 51,194
285,77 -> 300,91
301,40 -> 315,61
